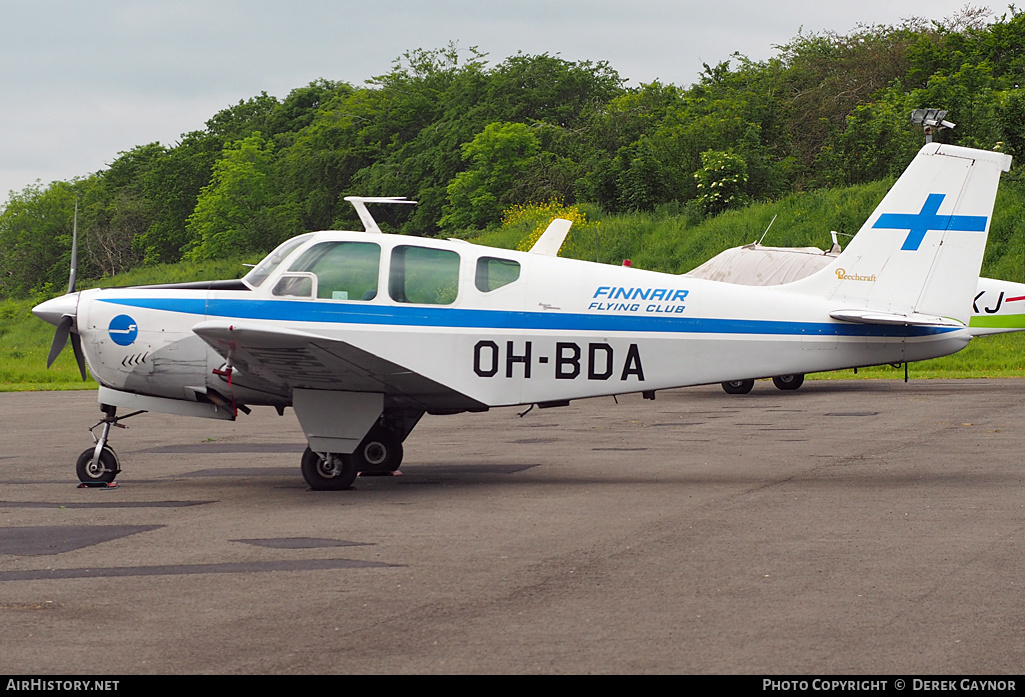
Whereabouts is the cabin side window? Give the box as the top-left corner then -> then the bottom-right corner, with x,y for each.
389,245 -> 460,305
276,241 -> 381,300
475,257 -> 520,292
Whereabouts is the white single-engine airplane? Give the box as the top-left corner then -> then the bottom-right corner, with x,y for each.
34,143 -> 1010,490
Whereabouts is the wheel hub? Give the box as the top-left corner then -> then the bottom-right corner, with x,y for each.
363,442 -> 387,466
317,455 -> 342,478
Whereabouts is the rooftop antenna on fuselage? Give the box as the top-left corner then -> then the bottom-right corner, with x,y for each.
343,196 -> 417,234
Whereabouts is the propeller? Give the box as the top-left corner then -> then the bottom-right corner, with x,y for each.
44,314 -> 87,380
35,198 -> 88,381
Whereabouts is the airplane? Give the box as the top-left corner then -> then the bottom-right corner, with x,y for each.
686,231 -> 1025,393
33,143 -> 1011,490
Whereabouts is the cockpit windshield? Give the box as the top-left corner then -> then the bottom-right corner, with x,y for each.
243,234 -> 314,288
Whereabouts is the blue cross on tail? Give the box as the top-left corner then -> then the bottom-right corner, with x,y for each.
873,193 -> 988,251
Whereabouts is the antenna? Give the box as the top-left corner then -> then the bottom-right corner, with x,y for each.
343,196 -> 417,233
756,214 -> 777,246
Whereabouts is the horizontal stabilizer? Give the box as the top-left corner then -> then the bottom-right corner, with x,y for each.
830,309 -> 963,328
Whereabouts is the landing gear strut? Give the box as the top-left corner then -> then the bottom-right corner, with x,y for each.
76,405 -> 144,485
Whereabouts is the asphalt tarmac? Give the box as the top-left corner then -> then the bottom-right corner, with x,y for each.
1,380 -> 1023,675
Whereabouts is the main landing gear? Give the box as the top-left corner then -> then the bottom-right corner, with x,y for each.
721,378 -> 755,394
300,424 -> 405,491
720,374 -> 805,394
771,373 -> 804,391
75,405 -> 145,485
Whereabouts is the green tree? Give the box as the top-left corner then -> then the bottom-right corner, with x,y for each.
185,133 -> 296,260
0,181 -> 83,297
919,61 -> 1002,149
133,130 -> 224,263
77,143 -> 162,275
694,150 -> 749,215
818,86 -> 921,185
998,89 -> 1025,157
440,122 -> 541,231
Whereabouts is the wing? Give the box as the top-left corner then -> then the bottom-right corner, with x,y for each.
192,321 -> 486,414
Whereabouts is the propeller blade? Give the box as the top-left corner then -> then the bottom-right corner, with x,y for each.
68,198 -> 79,293
69,331 -> 88,381
46,315 -> 73,368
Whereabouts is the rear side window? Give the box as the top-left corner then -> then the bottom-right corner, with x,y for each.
389,245 -> 459,305
475,257 -> 520,292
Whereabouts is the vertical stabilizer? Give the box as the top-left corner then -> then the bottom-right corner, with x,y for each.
788,144 -> 1010,325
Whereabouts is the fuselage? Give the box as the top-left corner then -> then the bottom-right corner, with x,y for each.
42,229 -> 968,416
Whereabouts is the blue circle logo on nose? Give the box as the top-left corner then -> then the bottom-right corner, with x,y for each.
108,315 -> 138,346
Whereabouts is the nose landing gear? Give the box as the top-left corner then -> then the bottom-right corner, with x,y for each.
76,405 -> 145,486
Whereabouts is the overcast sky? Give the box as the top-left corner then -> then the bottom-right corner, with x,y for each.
0,0 -> 991,199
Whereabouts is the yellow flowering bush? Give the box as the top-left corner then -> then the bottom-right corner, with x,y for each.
504,201 -> 598,256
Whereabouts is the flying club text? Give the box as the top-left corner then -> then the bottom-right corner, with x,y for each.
589,286 -> 689,314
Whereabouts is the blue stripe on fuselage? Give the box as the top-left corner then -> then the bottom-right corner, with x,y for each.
98,296 -> 957,338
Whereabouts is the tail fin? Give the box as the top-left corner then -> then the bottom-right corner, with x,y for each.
789,144 -> 1011,325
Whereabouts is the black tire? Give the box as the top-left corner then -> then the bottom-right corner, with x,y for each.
351,427 -> 403,474
300,447 -> 357,490
76,446 -> 120,483
772,374 -> 805,391
721,379 -> 755,395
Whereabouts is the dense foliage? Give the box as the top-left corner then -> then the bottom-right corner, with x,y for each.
4,7 -> 1025,299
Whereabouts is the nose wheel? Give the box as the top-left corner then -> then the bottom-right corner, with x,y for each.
76,446 -> 120,484
76,405 -> 144,486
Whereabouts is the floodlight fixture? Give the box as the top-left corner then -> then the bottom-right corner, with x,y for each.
911,109 -> 956,142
